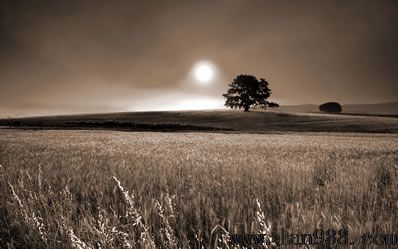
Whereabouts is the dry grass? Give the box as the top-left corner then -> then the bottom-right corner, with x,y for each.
0,130 -> 397,248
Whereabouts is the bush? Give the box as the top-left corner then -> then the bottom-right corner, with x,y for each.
319,102 -> 342,113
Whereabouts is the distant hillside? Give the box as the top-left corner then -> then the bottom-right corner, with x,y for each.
276,104 -> 319,113
278,102 -> 398,115
1,110 -> 398,133
343,102 -> 398,115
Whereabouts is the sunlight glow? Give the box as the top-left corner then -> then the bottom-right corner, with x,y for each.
169,98 -> 223,110
129,96 -> 224,111
192,61 -> 215,84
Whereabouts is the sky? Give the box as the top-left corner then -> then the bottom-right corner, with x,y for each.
0,0 -> 397,116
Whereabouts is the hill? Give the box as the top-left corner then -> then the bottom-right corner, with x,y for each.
278,101 -> 398,115
1,110 -> 397,133
343,101 -> 398,115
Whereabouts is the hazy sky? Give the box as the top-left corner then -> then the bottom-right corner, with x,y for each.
0,0 -> 397,116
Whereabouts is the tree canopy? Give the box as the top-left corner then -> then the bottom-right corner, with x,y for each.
222,74 -> 278,112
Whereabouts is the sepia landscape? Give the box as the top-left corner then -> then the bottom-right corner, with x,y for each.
1,0 -> 397,248
1,111 -> 397,248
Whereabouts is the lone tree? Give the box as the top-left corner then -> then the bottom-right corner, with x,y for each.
319,102 -> 342,113
223,74 -> 278,112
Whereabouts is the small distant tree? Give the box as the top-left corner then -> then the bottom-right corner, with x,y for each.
319,102 -> 342,113
222,74 -> 279,112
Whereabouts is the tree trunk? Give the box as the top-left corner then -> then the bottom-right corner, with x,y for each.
244,106 -> 250,112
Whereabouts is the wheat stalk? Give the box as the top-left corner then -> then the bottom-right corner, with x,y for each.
255,198 -> 277,248
113,176 -> 156,248
156,195 -> 178,248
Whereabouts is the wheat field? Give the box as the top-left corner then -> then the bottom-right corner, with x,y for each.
0,130 -> 397,248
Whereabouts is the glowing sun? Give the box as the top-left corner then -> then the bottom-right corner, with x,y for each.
193,61 -> 215,84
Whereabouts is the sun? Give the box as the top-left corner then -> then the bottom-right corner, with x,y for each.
193,61 -> 215,84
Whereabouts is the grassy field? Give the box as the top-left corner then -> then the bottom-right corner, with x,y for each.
0,129 -> 397,248
1,110 -> 398,133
